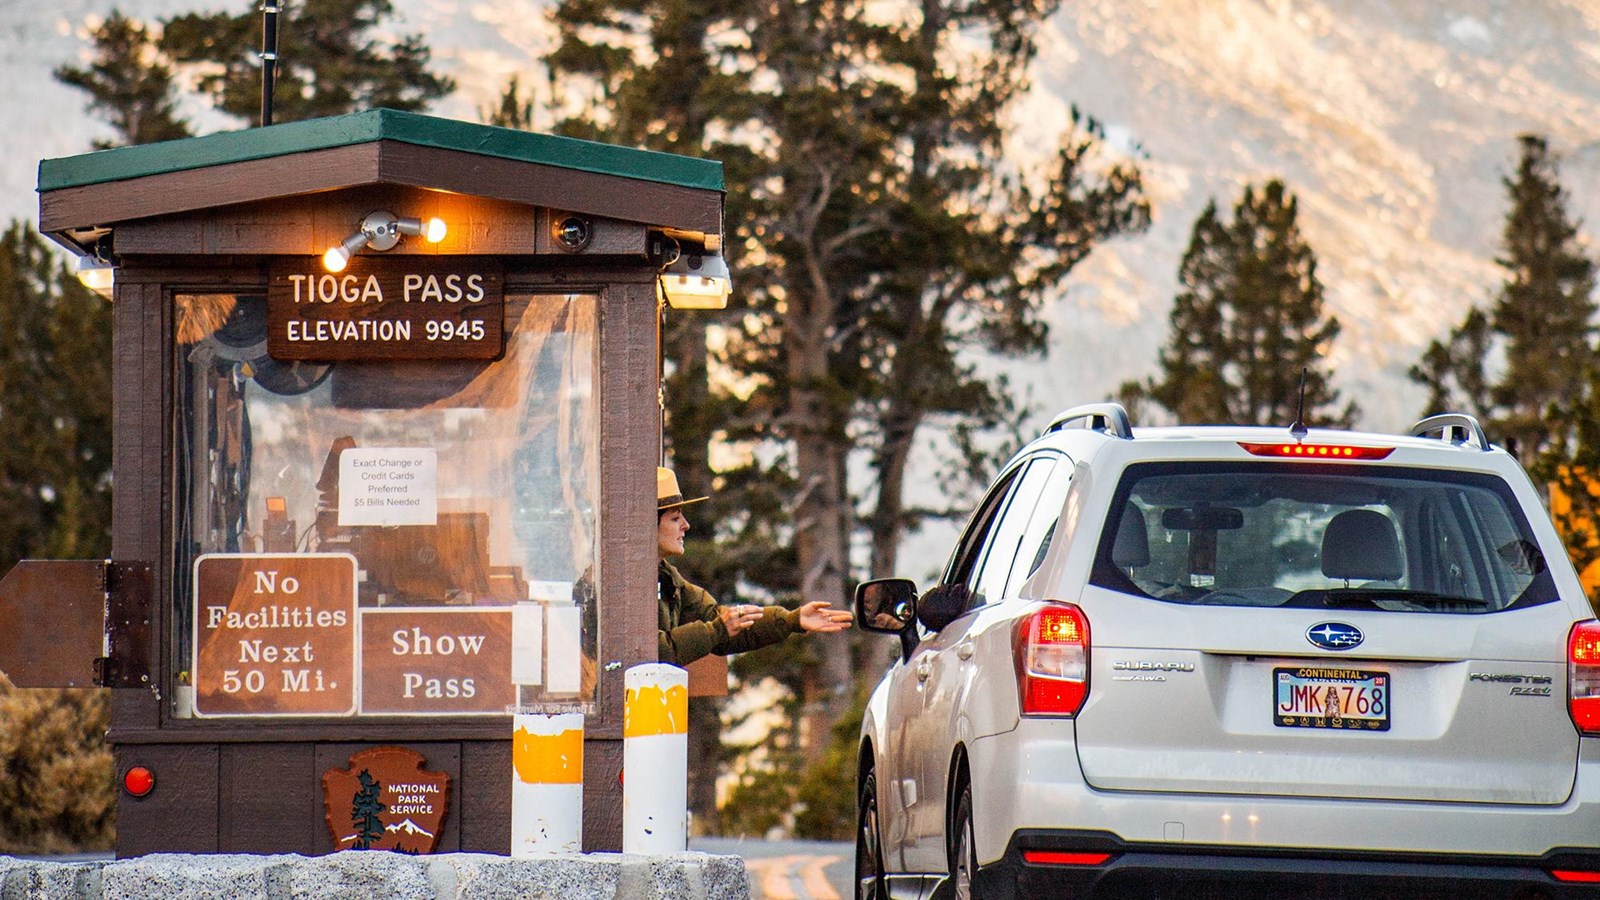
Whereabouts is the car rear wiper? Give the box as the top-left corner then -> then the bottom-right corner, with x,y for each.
1287,588 -> 1492,610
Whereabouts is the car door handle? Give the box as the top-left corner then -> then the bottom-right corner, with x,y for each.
956,640 -> 975,661
915,658 -> 933,681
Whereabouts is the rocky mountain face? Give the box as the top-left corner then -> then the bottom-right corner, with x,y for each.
6,0 -> 1599,433
1025,0 -> 1600,429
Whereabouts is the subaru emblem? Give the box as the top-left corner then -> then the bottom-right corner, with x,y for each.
1306,622 -> 1364,651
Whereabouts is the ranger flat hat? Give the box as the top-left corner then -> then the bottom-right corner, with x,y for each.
657,467 -> 709,511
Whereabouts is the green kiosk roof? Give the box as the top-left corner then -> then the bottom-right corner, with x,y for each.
39,108 -> 724,194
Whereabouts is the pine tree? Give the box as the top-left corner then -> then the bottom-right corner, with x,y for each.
0,224 -> 112,589
482,76 -> 537,131
56,1 -> 454,144
159,0 -> 453,124
350,770 -> 386,849
54,12 -> 191,148
1124,180 -> 1353,427
1407,308 -> 1492,419
1491,135 -> 1597,459
1408,135 -> 1596,460
545,0 -> 1149,838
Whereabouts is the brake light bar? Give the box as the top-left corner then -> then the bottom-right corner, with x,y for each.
1023,850 -> 1112,866
1239,442 -> 1394,460
1015,604 -> 1089,716
1569,621 -> 1600,735
1551,869 -> 1600,883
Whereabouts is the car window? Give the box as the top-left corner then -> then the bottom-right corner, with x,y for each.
1089,461 -> 1558,613
943,466 -> 1022,592
968,459 -> 1056,606
1006,456 -> 1074,596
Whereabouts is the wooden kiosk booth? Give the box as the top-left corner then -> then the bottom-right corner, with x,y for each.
5,109 -> 728,855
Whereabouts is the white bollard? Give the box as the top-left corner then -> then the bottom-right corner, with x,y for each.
511,711 -> 585,856
622,662 -> 689,854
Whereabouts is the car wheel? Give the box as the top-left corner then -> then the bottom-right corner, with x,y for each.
856,767 -> 889,900
951,780 -> 978,900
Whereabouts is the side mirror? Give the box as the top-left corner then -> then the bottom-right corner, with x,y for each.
855,578 -> 918,633
916,584 -> 972,633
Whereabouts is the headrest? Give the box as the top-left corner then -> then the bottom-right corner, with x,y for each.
1321,509 -> 1403,582
1112,505 -> 1150,569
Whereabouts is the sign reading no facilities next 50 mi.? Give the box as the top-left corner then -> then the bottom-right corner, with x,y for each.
192,554 -> 358,717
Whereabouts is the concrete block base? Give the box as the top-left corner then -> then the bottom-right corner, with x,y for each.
0,851 -> 749,900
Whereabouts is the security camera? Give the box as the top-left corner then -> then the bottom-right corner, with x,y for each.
552,215 -> 593,252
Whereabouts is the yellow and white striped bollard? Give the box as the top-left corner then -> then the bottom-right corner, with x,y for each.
511,711 -> 584,856
622,663 -> 688,854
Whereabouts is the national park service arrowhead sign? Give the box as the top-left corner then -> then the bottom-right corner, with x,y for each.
322,746 -> 450,854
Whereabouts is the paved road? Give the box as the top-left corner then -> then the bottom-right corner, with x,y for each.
692,837 -> 853,900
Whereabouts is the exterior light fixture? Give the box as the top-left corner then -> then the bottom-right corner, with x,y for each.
658,252 -> 732,310
75,254 -> 117,299
322,211 -> 447,272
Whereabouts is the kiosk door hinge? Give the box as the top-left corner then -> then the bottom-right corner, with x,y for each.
98,560 -> 154,689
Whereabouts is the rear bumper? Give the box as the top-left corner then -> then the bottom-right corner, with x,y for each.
966,724 -> 1600,864
977,830 -> 1600,900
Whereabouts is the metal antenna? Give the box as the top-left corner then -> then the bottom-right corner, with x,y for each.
1289,368 -> 1309,439
260,2 -> 281,126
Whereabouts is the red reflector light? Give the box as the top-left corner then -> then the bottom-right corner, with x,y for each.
1238,442 -> 1394,460
1023,850 -> 1112,866
122,766 -> 156,798
1569,621 -> 1600,735
1551,869 -> 1600,883
1016,604 -> 1089,717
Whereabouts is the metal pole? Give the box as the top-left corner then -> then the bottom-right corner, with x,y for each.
260,2 -> 281,126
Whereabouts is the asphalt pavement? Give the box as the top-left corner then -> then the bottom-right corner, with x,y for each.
692,837 -> 853,900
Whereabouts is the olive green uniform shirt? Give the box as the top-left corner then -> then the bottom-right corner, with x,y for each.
658,560 -> 801,666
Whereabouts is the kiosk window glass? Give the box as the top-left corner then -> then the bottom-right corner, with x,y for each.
172,293 -> 599,718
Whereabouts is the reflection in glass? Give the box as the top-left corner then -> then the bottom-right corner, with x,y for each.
173,294 -> 598,717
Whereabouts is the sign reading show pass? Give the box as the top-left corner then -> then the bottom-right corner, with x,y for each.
339,448 -> 438,526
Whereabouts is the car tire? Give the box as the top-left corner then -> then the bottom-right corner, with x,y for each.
856,768 -> 889,900
951,780 -> 978,900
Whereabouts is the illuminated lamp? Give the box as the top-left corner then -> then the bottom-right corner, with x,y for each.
322,211 -> 448,272
659,252 -> 731,310
1238,442 -> 1394,460
75,255 -> 116,299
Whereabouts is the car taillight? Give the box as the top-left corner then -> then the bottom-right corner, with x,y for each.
1237,442 -> 1394,460
1016,604 -> 1089,716
1570,620 -> 1600,735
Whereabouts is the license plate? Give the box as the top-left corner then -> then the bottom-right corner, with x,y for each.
1274,667 -> 1390,731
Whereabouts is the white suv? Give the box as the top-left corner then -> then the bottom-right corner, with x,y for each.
854,404 -> 1600,900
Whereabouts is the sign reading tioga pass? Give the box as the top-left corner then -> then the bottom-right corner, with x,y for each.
267,258 -> 504,361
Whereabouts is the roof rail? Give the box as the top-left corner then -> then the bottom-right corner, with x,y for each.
1043,403 -> 1134,440
1409,413 -> 1490,451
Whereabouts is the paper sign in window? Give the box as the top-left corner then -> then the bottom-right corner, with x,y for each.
338,448 -> 437,526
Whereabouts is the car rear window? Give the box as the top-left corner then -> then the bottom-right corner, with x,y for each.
1089,461 -> 1558,613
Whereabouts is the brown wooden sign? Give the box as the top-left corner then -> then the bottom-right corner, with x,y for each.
323,746 -> 449,854
268,258 -> 504,361
358,608 -> 515,715
192,554 -> 357,717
